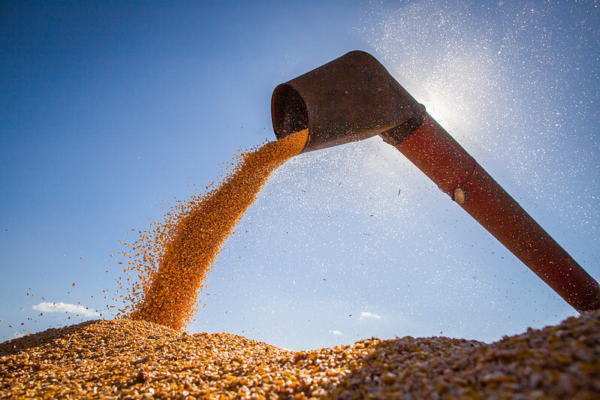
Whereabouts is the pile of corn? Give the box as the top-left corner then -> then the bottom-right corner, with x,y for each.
1,310 -> 599,398
118,130 -> 309,330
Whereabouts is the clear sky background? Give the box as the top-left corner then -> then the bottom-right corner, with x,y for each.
1,0 -> 599,350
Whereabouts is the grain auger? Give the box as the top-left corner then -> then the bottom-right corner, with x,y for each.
271,50 -> 600,312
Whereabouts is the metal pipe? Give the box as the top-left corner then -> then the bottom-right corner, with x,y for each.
383,115 -> 600,311
271,50 -> 600,312
272,51 -> 425,153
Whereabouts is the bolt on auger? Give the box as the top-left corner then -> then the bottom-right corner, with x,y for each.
271,50 -> 600,312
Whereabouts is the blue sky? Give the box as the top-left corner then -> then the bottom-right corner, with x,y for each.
1,0 -> 599,350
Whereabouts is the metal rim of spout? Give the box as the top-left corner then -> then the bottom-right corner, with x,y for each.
272,84 -> 309,144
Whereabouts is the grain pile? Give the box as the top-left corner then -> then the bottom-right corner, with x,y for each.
117,130 -> 308,330
1,311 -> 599,399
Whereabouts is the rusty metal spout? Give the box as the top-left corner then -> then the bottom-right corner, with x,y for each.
271,51 -> 425,153
271,50 -> 600,312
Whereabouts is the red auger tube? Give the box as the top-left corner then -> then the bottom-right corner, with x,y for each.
391,115 -> 600,312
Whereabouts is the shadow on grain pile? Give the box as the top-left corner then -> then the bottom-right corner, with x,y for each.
1,310 -> 599,399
